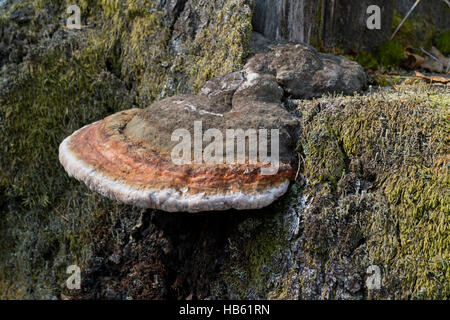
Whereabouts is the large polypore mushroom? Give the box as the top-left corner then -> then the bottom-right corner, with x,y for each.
59,35 -> 365,212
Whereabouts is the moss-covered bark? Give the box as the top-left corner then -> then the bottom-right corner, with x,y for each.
208,85 -> 448,300
297,85 -> 449,299
0,1 -> 448,300
0,0 -> 253,299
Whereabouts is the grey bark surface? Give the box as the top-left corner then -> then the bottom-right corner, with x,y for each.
253,0 -> 395,51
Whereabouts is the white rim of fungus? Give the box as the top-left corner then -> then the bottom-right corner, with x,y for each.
59,125 -> 290,213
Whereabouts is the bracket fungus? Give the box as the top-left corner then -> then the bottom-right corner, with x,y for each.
59,37 -> 366,212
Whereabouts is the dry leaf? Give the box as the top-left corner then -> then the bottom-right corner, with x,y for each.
414,72 -> 450,84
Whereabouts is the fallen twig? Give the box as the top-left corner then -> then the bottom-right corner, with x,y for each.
421,48 -> 440,63
295,152 -> 304,182
391,0 -> 421,40
54,208 -> 69,221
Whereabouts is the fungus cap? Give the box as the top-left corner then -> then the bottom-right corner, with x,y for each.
59,95 -> 298,213
59,38 -> 367,212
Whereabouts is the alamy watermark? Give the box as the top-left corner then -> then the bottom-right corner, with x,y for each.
171,121 -> 280,176
366,5 -> 381,30
66,264 -> 81,290
366,265 -> 382,290
66,4 -> 81,30
66,3 -> 383,31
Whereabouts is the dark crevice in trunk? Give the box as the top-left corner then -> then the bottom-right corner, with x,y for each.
168,0 -> 188,40
77,210 -> 258,299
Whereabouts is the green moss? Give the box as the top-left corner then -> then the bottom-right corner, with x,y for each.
184,0 -> 253,92
354,51 -> 379,70
350,9 -> 447,72
219,183 -> 302,299
301,125 -> 347,189
3,0 -> 446,300
0,0 -> 254,298
0,23 -> 139,297
376,41 -> 405,69
309,1 -> 324,51
391,10 -> 434,49
436,31 -> 450,56
90,0 -> 253,102
299,85 -> 449,299
0,30 -> 134,208
373,74 -> 388,87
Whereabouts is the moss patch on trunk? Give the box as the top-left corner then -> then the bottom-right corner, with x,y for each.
298,84 -> 449,299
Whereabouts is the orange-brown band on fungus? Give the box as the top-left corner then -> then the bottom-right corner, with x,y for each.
69,110 -> 293,196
